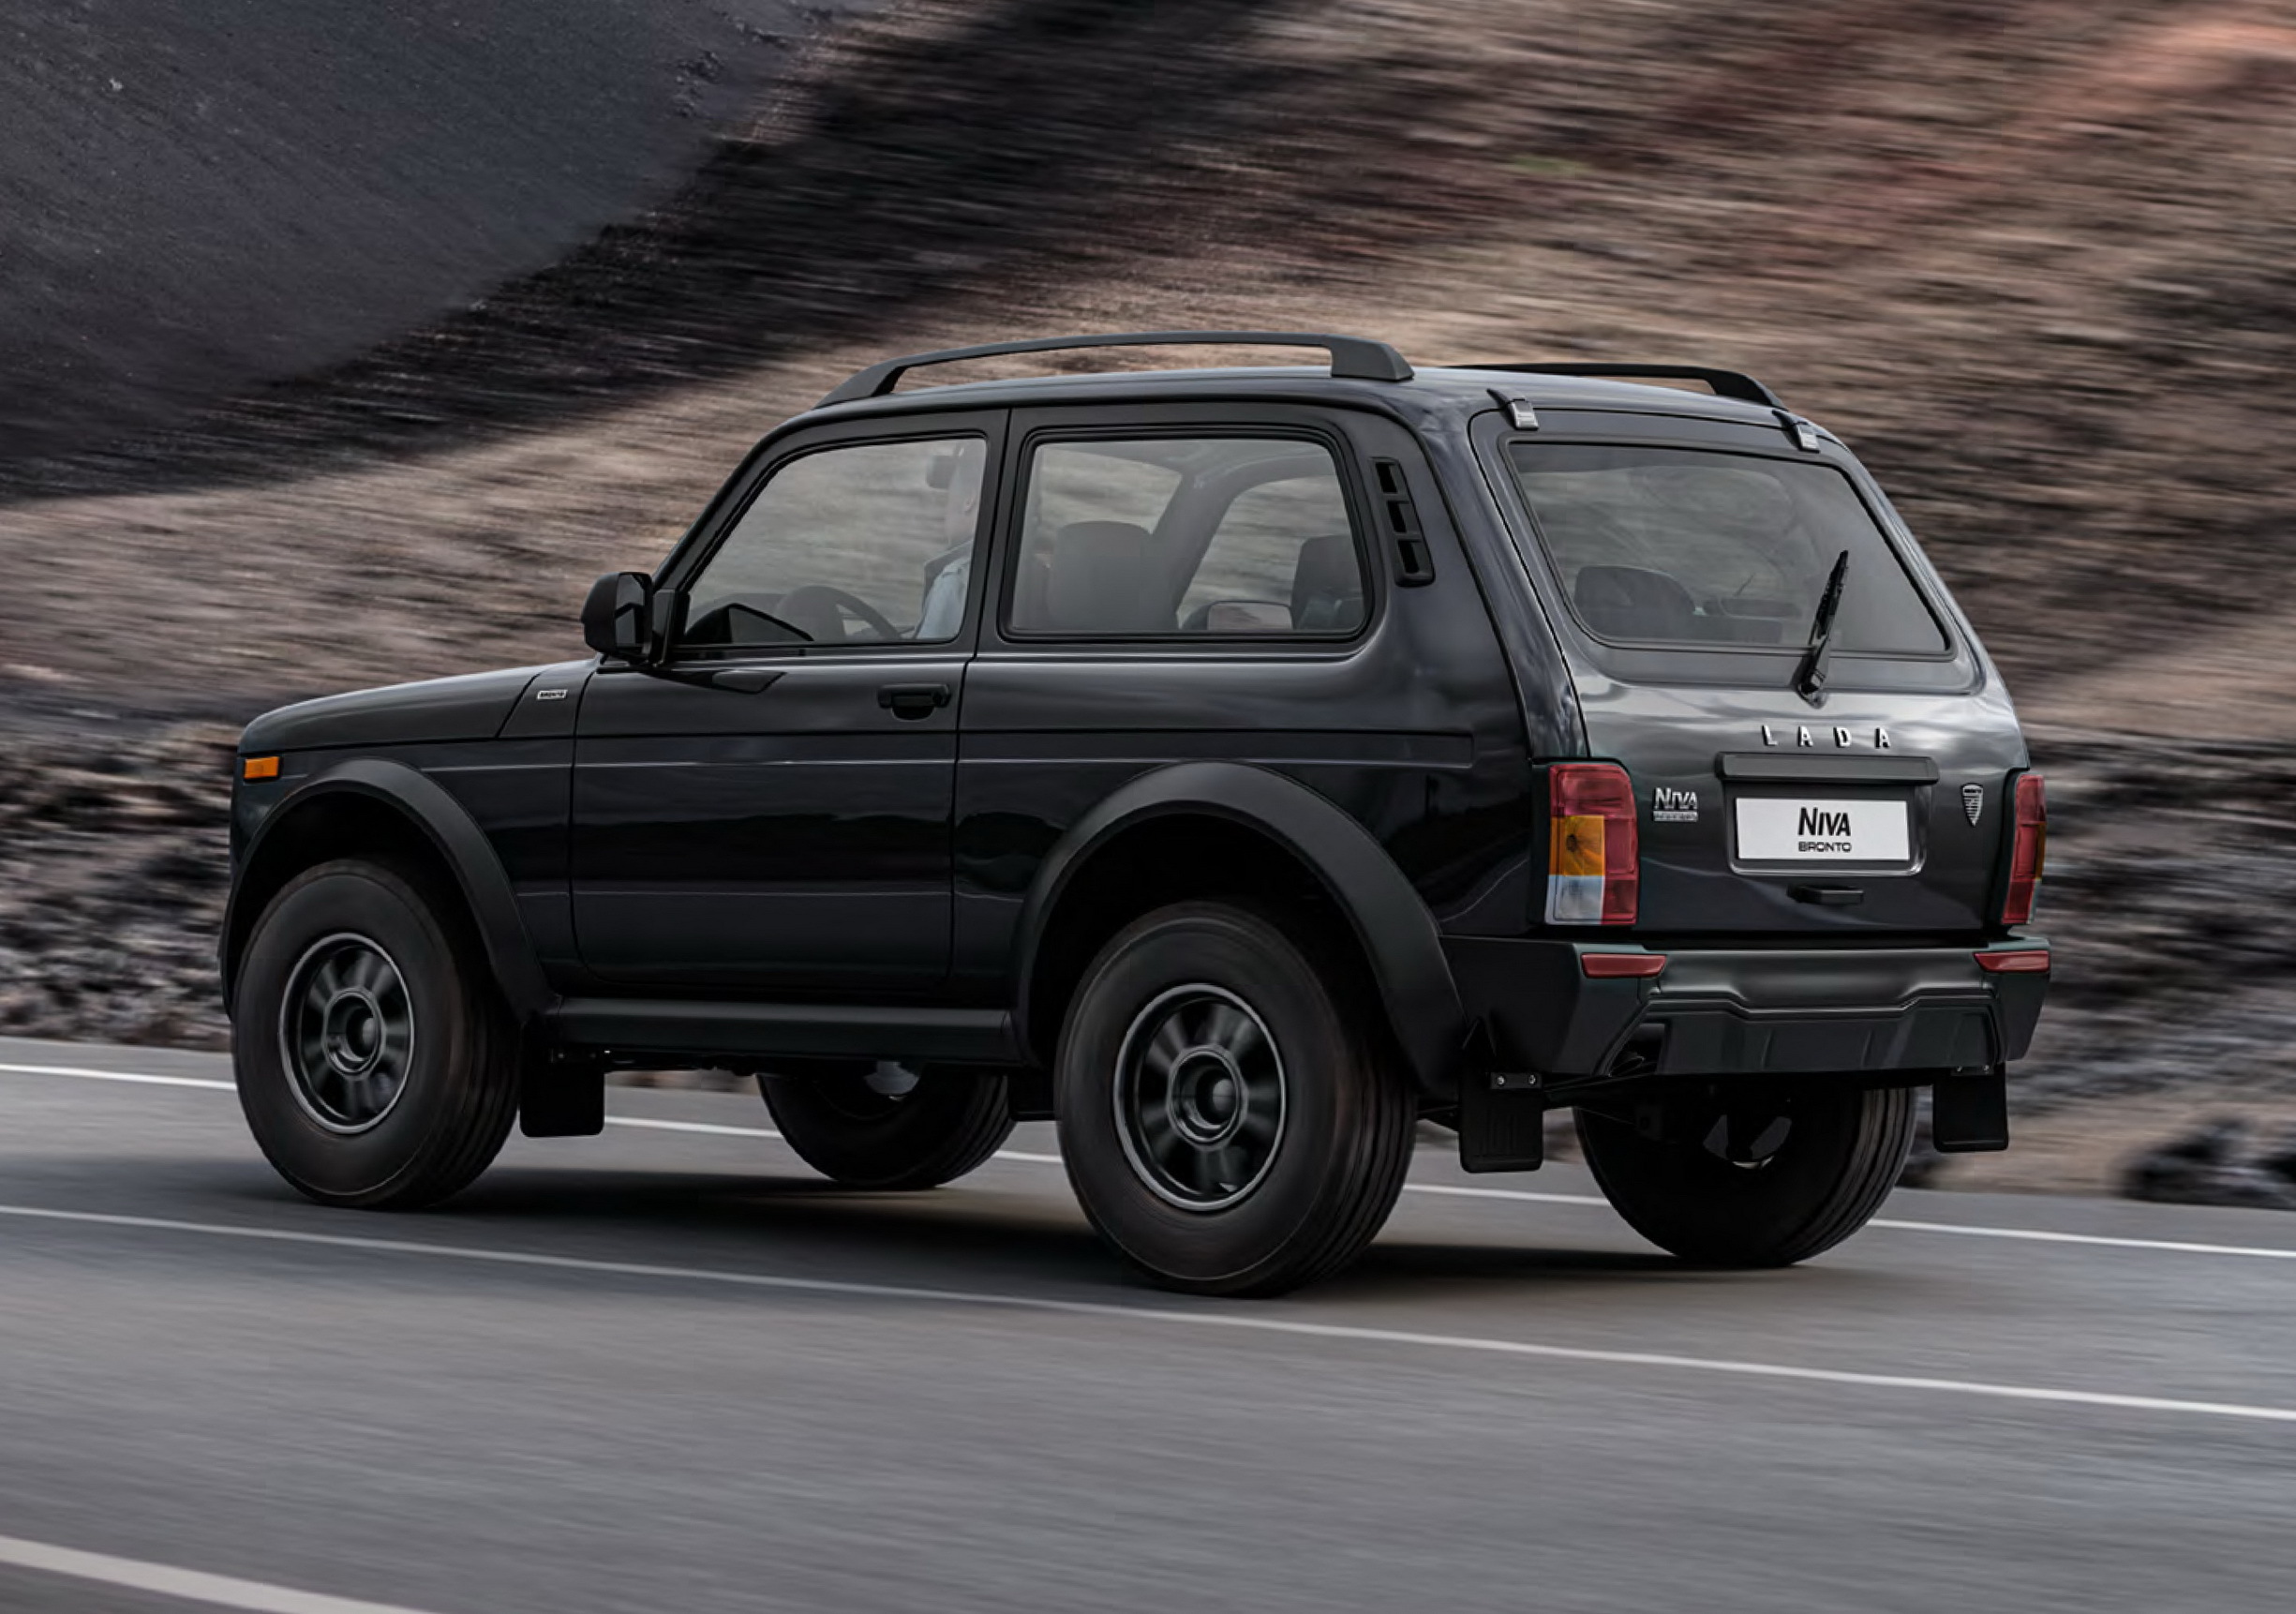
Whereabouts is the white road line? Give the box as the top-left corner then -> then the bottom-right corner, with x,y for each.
1399,1180 -> 2296,1260
2,1201 -> 2291,1429
1871,1217 -> 2296,1262
604,1115 -> 782,1140
1399,1182 -> 1607,1207
7,1061 -> 2296,1264
0,1529 -> 442,1614
0,1060 -> 233,1090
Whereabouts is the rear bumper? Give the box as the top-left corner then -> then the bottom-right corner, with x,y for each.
1444,936 -> 2049,1085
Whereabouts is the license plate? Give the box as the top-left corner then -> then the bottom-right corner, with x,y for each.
1735,797 -> 1910,862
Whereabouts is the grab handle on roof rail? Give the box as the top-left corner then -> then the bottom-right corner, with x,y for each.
1465,363 -> 1783,410
819,331 -> 1414,406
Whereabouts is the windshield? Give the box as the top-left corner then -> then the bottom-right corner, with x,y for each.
1506,443 -> 1947,654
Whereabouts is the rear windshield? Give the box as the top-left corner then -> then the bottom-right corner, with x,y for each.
1506,444 -> 1948,654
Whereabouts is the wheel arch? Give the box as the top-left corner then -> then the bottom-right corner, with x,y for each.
220,758 -> 553,1025
1014,761 -> 1464,1097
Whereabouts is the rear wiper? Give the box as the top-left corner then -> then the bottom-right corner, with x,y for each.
1793,549 -> 1850,704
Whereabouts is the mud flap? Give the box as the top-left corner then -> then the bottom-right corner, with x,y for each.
1931,1067 -> 2009,1153
520,1053 -> 604,1138
1459,1069 -> 1547,1173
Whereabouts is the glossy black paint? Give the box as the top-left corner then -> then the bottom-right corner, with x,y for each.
223,358 -> 2049,1094
1006,760 -> 1469,1091
571,656 -> 966,992
1468,405 -> 2027,937
953,400 -> 1534,1002
240,664 -> 553,753
221,756 -> 553,1022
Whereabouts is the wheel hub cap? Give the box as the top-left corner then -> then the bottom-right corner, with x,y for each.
1113,985 -> 1285,1212
279,934 -> 415,1134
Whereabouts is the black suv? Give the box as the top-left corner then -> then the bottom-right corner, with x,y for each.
221,331 -> 2049,1294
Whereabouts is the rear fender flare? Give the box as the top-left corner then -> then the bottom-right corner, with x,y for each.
221,758 -> 553,1024
1014,761 -> 1465,1096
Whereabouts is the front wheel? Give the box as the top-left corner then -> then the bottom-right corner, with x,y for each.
232,859 -> 520,1209
1055,902 -> 1414,1296
1575,1083 -> 1916,1267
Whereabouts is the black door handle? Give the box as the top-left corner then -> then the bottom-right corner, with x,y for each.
878,682 -> 952,720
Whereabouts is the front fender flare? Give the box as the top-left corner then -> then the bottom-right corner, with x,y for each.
1014,761 -> 1466,1096
220,758 -> 554,1024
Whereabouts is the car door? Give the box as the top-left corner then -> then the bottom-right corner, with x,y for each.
572,411 -> 1003,994
952,402 -> 1529,995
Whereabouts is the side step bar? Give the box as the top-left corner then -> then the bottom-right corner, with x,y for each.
548,998 -> 1021,1065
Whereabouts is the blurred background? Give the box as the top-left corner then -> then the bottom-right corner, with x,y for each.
4,0 -> 2293,1204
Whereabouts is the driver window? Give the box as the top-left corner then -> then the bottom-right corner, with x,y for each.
680,437 -> 987,650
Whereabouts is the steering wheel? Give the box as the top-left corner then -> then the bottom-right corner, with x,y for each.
775,585 -> 902,645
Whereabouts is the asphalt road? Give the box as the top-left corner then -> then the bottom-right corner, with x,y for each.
1,1036 -> 2291,1614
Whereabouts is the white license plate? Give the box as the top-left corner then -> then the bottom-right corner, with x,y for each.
1735,797 -> 1910,862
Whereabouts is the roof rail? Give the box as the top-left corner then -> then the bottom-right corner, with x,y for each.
1465,363 -> 1783,410
818,330 -> 1414,407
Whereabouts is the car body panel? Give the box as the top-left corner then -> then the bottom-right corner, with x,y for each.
222,354 -> 2048,1095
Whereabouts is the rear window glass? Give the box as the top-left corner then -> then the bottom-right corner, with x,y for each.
1506,444 -> 1947,654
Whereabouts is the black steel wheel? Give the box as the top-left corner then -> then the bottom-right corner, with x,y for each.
1112,984 -> 1287,1212
760,1064 -> 1013,1190
278,933 -> 417,1133
1575,1083 -> 1916,1267
233,859 -> 520,1208
1055,902 -> 1413,1296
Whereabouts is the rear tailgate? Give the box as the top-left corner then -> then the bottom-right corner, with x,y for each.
1581,687 -> 2027,935
1482,409 -> 2032,938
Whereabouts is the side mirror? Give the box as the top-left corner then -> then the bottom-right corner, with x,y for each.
581,572 -> 652,661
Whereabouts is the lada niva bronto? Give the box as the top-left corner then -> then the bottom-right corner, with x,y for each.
222,331 -> 2049,1294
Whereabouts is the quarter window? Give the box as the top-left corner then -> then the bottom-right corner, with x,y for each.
680,437 -> 987,650
1006,437 -> 1364,636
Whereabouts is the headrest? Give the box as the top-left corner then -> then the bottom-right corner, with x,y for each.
1573,563 -> 1697,640
1290,534 -> 1364,631
1045,521 -> 1171,633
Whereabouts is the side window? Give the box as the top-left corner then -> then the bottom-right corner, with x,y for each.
1006,437 -> 1364,637
680,437 -> 987,650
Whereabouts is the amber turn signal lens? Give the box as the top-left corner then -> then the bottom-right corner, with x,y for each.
241,755 -> 280,781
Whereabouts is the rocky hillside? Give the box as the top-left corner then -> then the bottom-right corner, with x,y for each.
2,0 -> 2293,1168
8,0 -> 2293,719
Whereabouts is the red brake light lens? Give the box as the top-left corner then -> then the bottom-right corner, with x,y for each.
2002,771 -> 2047,924
1546,762 -> 1639,926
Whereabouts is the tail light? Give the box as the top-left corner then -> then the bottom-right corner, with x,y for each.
2001,771 -> 2047,924
1546,762 -> 1639,925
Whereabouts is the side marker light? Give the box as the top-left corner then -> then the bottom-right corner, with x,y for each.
1975,950 -> 2050,974
1582,953 -> 1667,979
242,755 -> 280,782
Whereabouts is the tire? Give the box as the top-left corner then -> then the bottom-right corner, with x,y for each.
232,858 -> 520,1209
1575,1083 -> 1916,1267
759,1065 -> 1014,1190
1054,902 -> 1414,1296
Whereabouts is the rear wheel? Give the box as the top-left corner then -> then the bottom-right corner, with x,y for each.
1575,1083 -> 1916,1266
1055,902 -> 1414,1296
232,859 -> 520,1208
759,1065 -> 1014,1190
